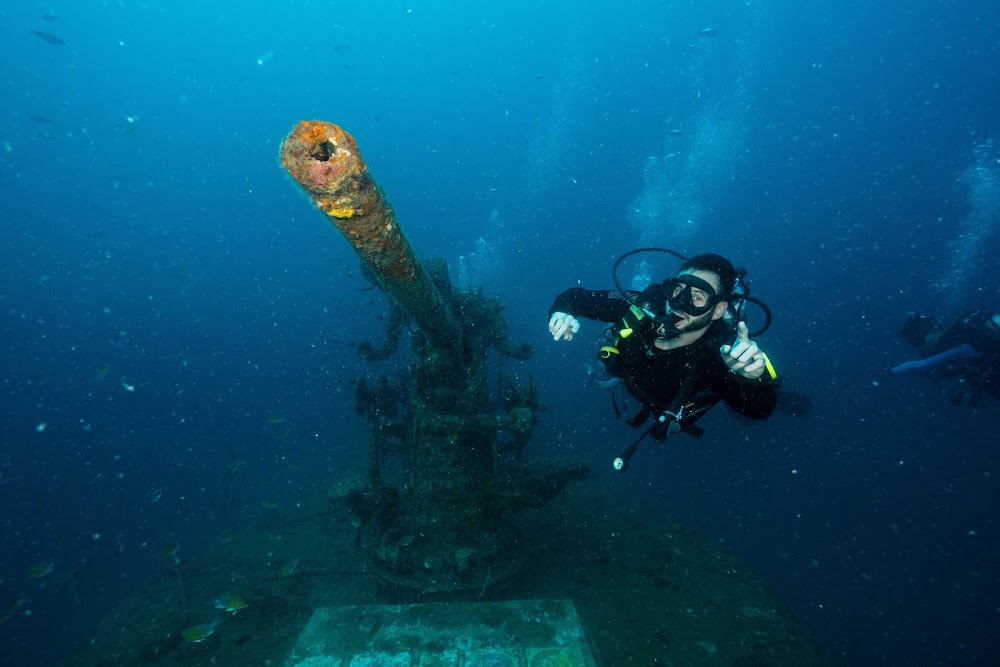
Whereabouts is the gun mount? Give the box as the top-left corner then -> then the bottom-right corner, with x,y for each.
280,121 -> 589,595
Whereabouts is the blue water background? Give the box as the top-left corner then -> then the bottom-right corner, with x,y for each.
1,0 -> 998,664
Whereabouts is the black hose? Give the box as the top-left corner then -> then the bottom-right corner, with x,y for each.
743,295 -> 772,337
611,247 -> 689,293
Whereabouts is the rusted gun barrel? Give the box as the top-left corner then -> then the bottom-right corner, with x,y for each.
279,121 -> 458,349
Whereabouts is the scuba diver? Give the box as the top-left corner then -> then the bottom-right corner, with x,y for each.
892,308 -> 1000,407
548,249 -> 779,471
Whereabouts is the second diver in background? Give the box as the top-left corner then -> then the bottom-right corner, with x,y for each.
892,308 -> 1000,407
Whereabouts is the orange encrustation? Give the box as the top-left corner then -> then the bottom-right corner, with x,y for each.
279,120 -> 414,281
279,121 -> 458,350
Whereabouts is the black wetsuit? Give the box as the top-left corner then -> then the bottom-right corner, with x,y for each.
550,286 -> 777,422
924,308 -> 1000,404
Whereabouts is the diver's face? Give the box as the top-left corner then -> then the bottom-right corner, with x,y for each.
665,269 -> 727,332
674,308 -> 715,332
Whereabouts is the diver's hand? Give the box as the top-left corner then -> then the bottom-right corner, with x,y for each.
549,312 -> 580,341
721,321 -> 766,380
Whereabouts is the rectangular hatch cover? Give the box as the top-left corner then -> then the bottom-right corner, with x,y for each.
285,599 -> 600,667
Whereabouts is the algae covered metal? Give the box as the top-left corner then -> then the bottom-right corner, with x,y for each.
280,121 -> 588,596
279,121 -> 457,350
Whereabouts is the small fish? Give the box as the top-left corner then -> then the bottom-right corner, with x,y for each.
278,558 -> 299,577
26,561 -> 55,580
28,115 -> 54,124
1,597 -> 26,624
180,616 -> 222,643
699,27 -> 718,39
159,542 -> 180,560
365,617 -> 384,642
31,30 -> 65,45
266,414 -> 285,424
225,459 -> 247,477
218,528 -> 235,543
213,593 -> 248,613
260,499 -> 278,509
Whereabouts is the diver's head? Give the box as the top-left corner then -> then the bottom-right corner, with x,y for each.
900,313 -> 940,348
661,253 -> 735,333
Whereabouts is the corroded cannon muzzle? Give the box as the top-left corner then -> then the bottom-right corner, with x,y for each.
280,121 -> 458,349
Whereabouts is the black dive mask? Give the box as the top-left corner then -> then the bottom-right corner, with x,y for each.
662,274 -> 723,317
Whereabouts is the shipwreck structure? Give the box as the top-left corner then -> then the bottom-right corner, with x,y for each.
279,121 -> 589,595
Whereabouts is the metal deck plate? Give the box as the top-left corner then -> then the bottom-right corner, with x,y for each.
285,599 -> 599,667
